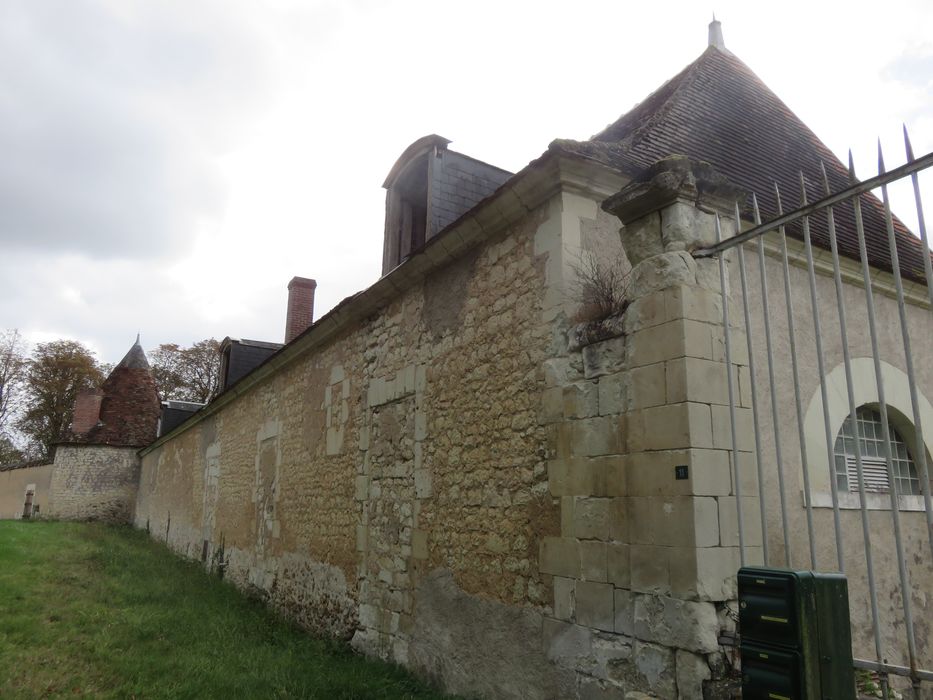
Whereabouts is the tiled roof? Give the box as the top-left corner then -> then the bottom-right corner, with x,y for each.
68,339 -> 161,448
551,45 -> 930,283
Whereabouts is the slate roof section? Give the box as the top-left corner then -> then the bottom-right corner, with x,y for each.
551,45 -> 930,282
67,338 -> 161,448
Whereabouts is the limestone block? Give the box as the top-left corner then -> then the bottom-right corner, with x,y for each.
597,371 -> 629,416
582,337 -> 627,379
613,588 -> 635,636
665,284 -> 723,325
356,525 -> 369,552
711,327 -> 749,366
627,319 -> 714,369
411,529 -> 429,560
604,456 -> 627,497
591,632 -> 634,682
543,357 -> 583,387
694,258 -> 722,292
622,290 -> 670,335
572,416 -> 624,457
620,212 -> 663,266
549,457 -> 609,498
676,649 -> 712,699
665,357 -> 732,406
669,546 -> 740,601
633,594 -> 719,653
564,381 -> 599,419
575,580 -> 614,631
609,640 -> 676,699
629,362 -> 666,410
626,449 -> 731,498
629,496 -> 718,548
561,496 -> 575,536
543,617 -> 593,665
414,469 -> 432,499
579,675 -> 627,699
628,402 -> 712,453
630,545 -> 670,595
580,540 -> 609,582
354,475 -> 370,501
539,387 -> 564,425
730,451 -> 759,497
607,543 -> 630,587
718,496 -> 763,547
710,405 -> 754,450
573,497 -> 612,540
609,498 -> 628,542
540,537 -> 581,578
553,576 -> 575,621
631,251 -> 697,297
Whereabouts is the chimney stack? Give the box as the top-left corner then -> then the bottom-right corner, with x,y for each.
285,276 -> 317,343
71,388 -> 105,436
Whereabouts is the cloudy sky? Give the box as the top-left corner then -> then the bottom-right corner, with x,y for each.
1,0 -> 931,365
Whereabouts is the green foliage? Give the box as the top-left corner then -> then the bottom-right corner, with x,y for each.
149,339 -> 221,403
17,340 -> 105,459
0,521 -> 453,699
0,329 -> 28,447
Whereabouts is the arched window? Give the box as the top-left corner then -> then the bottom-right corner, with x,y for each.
833,406 -> 921,495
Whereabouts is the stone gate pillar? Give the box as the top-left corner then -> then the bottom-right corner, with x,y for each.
538,157 -> 763,698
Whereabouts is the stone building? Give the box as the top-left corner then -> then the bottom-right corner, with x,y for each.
44,20 -> 933,699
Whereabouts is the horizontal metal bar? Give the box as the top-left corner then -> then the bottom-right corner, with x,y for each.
854,658 -> 933,683
694,149 -> 933,256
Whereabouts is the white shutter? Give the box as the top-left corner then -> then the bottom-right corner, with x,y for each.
846,456 -> 890,492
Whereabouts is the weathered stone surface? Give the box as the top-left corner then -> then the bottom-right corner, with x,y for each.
575,580 -> 614,631
633,594 -> 719,653
608,640 -> 676,698
631,251 -> 698,297
47,445 -> 140,523
617,212 -> 663,266
409,570 -> 577,699
582,337 -> 628,379
676,649 -> 712,699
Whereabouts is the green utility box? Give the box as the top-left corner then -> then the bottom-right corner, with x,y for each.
738,567 -> 856,699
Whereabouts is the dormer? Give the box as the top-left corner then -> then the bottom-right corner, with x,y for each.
381,135 -> 512,275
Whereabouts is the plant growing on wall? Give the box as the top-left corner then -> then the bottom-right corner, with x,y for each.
568,247 -> 632,323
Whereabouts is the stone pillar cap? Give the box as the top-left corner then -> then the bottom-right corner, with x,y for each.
602,156 -> 747,224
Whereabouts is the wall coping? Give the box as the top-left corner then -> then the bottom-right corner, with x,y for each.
140,152 -> 628,456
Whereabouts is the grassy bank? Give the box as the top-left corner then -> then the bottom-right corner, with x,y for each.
0,521 -> 449,699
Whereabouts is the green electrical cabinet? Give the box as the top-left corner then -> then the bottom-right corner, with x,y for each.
738,567 -> 856,699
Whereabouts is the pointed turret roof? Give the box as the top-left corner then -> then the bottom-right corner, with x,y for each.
115,334 -> 150,371
550,43 -> 929,282
67,336 -> 160,447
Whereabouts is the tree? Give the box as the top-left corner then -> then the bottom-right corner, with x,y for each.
149,339 -> 221,403
0,329 -> 28,442
17,340 -> 105,459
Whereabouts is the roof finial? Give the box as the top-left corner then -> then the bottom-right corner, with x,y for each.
708,14 -> 725,50
135,332 -> 141,346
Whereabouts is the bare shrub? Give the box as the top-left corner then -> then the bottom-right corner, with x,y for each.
568,247 -> 632,322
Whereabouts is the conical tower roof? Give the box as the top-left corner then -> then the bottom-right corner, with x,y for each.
69,336 -> 160,447
550,43 -> 929,282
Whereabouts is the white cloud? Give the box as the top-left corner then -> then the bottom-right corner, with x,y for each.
1,0 -> 931,364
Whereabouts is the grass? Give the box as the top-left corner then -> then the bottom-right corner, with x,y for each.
0,521 -> 451,699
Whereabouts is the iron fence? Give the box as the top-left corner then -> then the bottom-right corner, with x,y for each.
694,131 -> 933,697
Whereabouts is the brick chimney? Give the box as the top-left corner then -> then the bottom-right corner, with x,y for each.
71,388 -> 105,436
285,276 -> 317,343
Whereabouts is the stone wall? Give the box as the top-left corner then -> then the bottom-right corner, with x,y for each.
47,445 -> 140,523
135,191 -> 575,696
0,463 -> 53,519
